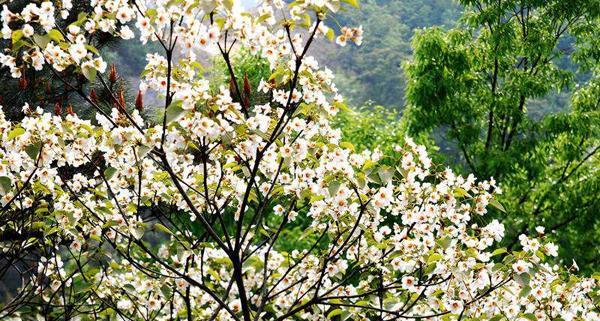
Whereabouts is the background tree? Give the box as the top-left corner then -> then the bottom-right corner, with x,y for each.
403,0 -> 600,271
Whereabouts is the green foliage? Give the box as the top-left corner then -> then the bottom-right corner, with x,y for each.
403,0 -> 600,271
212,47 -> 271,105
334,104 -> 407,154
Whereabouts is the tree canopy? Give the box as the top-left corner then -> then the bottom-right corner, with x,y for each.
403,0 -> 600,271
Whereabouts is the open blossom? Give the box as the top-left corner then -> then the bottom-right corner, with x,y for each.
512,260 -> 533,274
68,42 -> 87,63
447,300 -> 463,314
336,26 -> 363,46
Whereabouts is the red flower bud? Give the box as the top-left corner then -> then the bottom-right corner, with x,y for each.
118,90 -> 126,108
54,102 -> 62,116
19,75 -> 28,90
109,64 -> 118,82
243,73 -> 251,99
243,95 -> 250,110
229,77 -> 236,97
135,90 -> 144,111
89,89 -> 98,104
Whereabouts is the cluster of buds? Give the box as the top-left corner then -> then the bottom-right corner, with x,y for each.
228,73 -> 253,115
336,26 -> 364,46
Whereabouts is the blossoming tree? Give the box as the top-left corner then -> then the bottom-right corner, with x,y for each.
0,0 -> 598,320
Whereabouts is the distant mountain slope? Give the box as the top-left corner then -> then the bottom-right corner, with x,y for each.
319,0 -> 461,109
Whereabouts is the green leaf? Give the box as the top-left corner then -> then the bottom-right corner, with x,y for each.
454,187 -> 470,198
82,65 -> 97,82
436,237 -> 452,249
25,142 -> 42,160
362,160 -> 377,170
341,0 -> 360,8
427,253 -> 444,264
48,29 -> 65,42
489,315 -> 506,321
256,14 -> 271,24
154,223 -> 172,235
104,167 -> 118,180
514,272 -> 531,287
137,145 -> 152,159
339,141 -> 355,152
326,28 -> 335,42
74,13 -> 88,26
328,180 -> 341,197
165,101 -> 185,124
0,176 -> 12,194
12,29 -> 24,44
31,222 -> 46,230
520,313 -> 537,321
146,9 -> 158,18
519,285 -> 532,298
489,198 -> 506,213
33,34 -> 50,49
424,262 -> 437,275
268,67 -> 287,84
378,167 -> 394,184
12,39 -> 28,51
327,309 -> 343,318
491,248 -> 507,257
7,127 -> 25,140
301,13 -> 311,28
85,44 -> 99,55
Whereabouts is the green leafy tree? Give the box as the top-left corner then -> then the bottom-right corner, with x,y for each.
403,0 -> 600,271
334,104 -> 407,153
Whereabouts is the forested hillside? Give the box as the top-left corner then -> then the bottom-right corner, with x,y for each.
322,0 -> 589,118
322,0 -> 461,109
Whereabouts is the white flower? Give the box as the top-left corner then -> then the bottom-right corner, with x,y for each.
119,25 -> 135,40
68,42 -> 87,63
22,24 -> 34,37
117,299 -> 132,310
544,242 -> 559,257
447,300 -> 463,314
273,204 -> 285,215
116,6 -> 134,24
512,260 -> 532,274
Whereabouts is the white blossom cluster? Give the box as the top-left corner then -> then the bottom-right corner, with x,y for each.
0,1 -> 597,321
